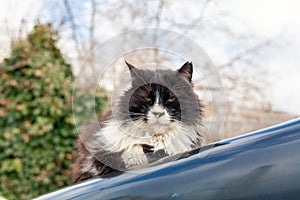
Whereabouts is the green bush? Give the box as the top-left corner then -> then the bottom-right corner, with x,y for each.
0,24 -> 107,199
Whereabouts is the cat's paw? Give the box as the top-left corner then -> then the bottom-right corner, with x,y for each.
125,154 -> 148,169
122,145 -> 148,169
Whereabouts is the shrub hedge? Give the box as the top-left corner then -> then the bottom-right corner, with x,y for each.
0,24 -> 107,199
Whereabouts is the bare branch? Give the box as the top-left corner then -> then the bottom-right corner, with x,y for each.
89,0 -> 97,53
0,62 -> 28,73
63,0 -> 83,58
218,39 -> 272,69
154,0 -> 164,29
88,0 -> 98,84
181,0 -> 212,34
158,0 -> 212,60
153,0 -> 165,62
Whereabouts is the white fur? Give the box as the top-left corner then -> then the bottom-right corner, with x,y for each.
91,118 -> 201,169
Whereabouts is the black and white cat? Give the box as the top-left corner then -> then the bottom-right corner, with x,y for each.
72,61 -> 203,183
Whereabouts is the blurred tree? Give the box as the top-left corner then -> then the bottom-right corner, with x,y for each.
52,0 -> 275,140
0,23 -> 107,199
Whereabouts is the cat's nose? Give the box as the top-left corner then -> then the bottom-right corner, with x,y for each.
152,111 -> 164,118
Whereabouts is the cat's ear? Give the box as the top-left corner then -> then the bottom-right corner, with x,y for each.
177,61 -> 193,82
125,60 -> 138,79
125,60 -> 135,71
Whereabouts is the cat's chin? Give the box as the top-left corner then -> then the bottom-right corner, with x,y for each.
148,120 -> 170,127
148,122 -> 170,135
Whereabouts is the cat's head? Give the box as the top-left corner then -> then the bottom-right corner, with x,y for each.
117,61 -> 202,135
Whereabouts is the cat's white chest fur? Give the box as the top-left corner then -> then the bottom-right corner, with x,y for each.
94,119 -> 201,168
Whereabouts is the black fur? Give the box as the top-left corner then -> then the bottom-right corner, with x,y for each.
72,62 -> 203,183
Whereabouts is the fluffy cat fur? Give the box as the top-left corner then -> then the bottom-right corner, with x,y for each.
72,61 -> 203,183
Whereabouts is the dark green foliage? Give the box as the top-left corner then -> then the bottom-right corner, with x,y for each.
0,24 -> 107,199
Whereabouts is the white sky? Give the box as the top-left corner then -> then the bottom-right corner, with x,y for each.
222,0 -> 300,115
0,0 -> 299,115
0,0 -> 44,58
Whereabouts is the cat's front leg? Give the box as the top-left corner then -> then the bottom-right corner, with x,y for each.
150,134 -> 169,151
121,144 -> 148,169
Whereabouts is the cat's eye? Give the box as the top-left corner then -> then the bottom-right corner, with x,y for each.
144,97 -> 152,102
167,97 -> 176,103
